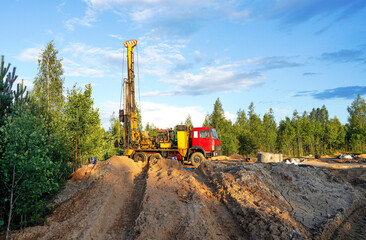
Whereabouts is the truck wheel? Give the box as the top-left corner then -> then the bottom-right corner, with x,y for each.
133,152 -> 147,163
190,152 -> 205,166
149,153 -> 162,165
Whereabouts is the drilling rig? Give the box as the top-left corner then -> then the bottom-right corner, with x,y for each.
117,39 -> 221,166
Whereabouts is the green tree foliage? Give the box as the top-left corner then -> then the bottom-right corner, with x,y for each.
0,104 -> 62,235
32,40 -> 64,114
235,105 -> 276,156
30,42 -> 71,176
234,109 -> 252,155
347,94 -> 366,152
277,117 -> 295,156
0,56 -> 31,237
326,117 -> 344,152
0,56 -> 17,123
0,56 -> 61,237
0,45 -> 115,236
64,84 -> 113,166
203,98 -> 360,157
205,98 -> 238,155
202,115 -> 210,127
109,112 -> 120,136
262,108 -> 277,152
184,114 -> 193,127
145,122 -> 158,137
248,102 -> 264,153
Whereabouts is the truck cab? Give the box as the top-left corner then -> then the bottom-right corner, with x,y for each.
189,127 -> 221,165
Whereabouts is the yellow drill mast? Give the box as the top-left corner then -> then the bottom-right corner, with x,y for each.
117,39 -> 142,153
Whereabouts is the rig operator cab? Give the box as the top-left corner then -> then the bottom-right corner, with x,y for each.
117,39 -> 221,166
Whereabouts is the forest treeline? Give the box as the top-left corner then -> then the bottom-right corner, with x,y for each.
0,41 -> 116,238
201,97 -> 366,157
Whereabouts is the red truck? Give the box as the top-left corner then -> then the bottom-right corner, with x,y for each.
123,125 -> 222,166
163,126 -> 222,166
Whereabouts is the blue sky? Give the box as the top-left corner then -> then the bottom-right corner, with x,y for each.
1,0 -> 366,129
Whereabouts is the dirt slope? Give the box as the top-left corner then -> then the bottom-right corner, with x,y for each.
198,161 -> 362,239
11,156 -> 143,240
10,157 -> 364,240
131,158 -> 247,240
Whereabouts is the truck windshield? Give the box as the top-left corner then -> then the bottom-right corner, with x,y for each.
210,128 -> 219,139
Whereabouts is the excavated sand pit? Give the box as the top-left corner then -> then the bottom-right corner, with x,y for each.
9,156 -> 365,240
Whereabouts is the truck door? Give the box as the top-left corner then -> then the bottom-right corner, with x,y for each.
198,129 -> 211,152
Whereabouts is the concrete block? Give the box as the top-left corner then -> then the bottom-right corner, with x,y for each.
257,152 -> 283,163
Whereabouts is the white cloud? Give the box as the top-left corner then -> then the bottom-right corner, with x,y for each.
11,78 -> 33,91
62,43 -> 122,78
65,1 -> 98,31
194,50 -> 203,62
130,8 -> 156,22
21,79 -> 34,90
271,107 -> 292,116
97,100 -> 207,130
174,67 -> 263,93
138,53 -> 303,96
63,65 -> 105,78
65,0 -> 251,33
152,65 -> 264,96
141,101 -> 206,128
108,34 -> 124,40
63,43 -> 122,67
16,47 -> 42,63
140,91 -> 175,97
229,9 -> 250,19
139,41 -> 185,67
224,111 -> 236,122
136,40 -> 186,79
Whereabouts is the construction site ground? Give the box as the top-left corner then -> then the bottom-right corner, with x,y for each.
9,155 -> 366,240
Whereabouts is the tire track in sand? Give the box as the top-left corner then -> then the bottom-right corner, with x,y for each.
331,204 -> 366,240
108,162 -> 149,240
192,169 -> 248,240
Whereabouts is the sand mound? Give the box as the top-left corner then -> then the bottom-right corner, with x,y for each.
157,158 -> 183,171
10,156 -> 365,240
198,162 -> 362,239
12,156 -> 143,240
229,153 -> 244,160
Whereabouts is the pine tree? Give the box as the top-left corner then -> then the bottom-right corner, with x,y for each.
202,115 -> 211,127
326,117 -> 342,153
262,108 -> 277,152
211,98 -> 225,129
184,114 -> 193,127
248,102 -> 263,153
205,98 -> 238,155
277,117 -> 295,156
234,109 -> 251,155
347,94 -> 366,152
0,56 -> 17,121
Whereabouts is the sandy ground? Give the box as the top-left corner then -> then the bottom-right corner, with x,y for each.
8,156 -> 366,240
